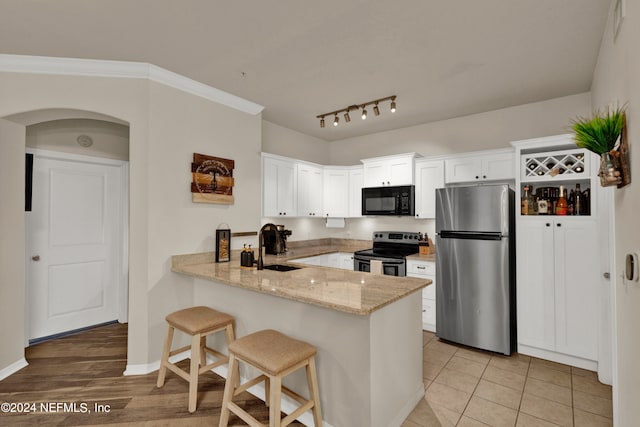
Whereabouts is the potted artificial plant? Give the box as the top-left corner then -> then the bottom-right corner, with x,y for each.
571,106 -> 627,187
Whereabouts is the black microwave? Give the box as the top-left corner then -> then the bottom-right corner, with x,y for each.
362,185 -> 415,216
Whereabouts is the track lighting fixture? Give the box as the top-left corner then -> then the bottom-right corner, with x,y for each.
316,95 -> 397,129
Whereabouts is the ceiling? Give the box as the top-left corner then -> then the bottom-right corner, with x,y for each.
0,0 -> 610,141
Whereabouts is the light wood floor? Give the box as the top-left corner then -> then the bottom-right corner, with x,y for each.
0,323 -> 303,426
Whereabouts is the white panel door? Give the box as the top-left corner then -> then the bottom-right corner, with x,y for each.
27,156 -> 121,340
415,160 -> 444,219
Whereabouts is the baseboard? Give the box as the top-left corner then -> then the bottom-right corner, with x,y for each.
123,350 -> 189,376
517,344 -> 598,371
387,383 -> 425,427
0,358 -> 28,381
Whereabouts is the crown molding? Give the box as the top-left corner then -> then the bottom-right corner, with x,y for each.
0,54 -> 264,115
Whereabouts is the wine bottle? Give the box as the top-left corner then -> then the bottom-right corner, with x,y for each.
574,183 -> 583,216
555,186 -> 568,215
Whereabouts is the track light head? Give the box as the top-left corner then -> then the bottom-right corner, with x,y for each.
361,107 -> 367,120
344,111 -> 351,122
373,103 -> 380,116
390,100 -> 396,113
333,114 -> 339,126
320,117 -> 325,128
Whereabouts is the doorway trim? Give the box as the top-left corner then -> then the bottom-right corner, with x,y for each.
24,148 -> 129,345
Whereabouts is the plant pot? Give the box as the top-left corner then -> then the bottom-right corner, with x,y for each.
599,152 -> 623,187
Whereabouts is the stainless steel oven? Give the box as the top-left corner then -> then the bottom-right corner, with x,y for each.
353,231 -> 420,277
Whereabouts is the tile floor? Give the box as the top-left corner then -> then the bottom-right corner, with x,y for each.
402,331 -> 613,427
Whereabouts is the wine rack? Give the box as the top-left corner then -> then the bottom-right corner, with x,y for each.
521,148 -> 590,182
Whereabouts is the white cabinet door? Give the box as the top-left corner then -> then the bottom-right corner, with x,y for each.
483,152 -> 514,181
388,157 -> 414,185
445,157 -> 481,183
297,163 -> 323,217
553,219 -> 599,360
323,168 -> 349,217
445,152 -> 515,184
363,160 -> 388,187
516,219 -> 556,352
516,218 -> 599,361
263,156 -> 297,217
414,160 -> 444,219
348,167 -> 364,217
362,154 -> 415,187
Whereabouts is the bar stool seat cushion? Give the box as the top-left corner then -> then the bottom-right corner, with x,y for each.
166,306 -> 234,335
229,329 -> 317,376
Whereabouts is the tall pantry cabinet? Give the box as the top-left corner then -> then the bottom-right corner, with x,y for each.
512,134 -> 609,374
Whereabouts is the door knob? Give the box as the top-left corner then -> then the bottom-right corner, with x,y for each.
32,255 -> 40,261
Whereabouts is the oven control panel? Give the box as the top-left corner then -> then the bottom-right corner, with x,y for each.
372,231 -> 420,242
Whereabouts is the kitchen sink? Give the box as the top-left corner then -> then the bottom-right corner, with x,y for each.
262,264 -> 302,272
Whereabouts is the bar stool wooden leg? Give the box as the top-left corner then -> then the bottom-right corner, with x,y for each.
156,326 -> 175,387
200,336 -> 207,367
224,324 -> 239,388
306,357 -> 322,426
188,333 -> 201,413
269,375 -> 282,427
219,353 -> 238,427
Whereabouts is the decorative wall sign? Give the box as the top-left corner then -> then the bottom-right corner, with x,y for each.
191,153 -> 235,204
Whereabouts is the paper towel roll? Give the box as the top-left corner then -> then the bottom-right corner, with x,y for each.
370,259 -> 383,275
325,217 -> 345,228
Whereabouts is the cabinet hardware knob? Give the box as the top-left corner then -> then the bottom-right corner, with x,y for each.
417,266 -> 426,269
475,176 -> 479,179
557,223 -> 561,227
604,272 -> 611,279
546,223 -> 550,227
483,175 -> 487,179
32,255 -> 40,261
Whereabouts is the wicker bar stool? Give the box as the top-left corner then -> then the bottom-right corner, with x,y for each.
219,329 -> 322,427
156,306 -> 236,413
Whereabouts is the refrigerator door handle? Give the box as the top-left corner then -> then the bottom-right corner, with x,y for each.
438,231 -> 503,241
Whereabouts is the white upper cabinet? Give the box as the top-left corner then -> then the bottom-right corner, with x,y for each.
297,162 -> 323,217
445,151 -> 514,184
414,159 -> 445,219
362,153 -> 416,187
262,154 -> 297,217
323,167 -> 349,218
348,166 -> 364,218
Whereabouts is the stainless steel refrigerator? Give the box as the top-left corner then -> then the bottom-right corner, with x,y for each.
435,184 -> 516,355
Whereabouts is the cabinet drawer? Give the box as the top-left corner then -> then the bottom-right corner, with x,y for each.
407,261 -> 435,276
422,299 -> 436,326
422,283 -> 436,300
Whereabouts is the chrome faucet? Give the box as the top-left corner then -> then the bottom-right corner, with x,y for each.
256,223 -> 276,270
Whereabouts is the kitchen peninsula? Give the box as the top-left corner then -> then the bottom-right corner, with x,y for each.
172,243 -> 430,427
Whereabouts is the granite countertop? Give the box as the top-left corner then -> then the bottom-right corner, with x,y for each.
172,241 -> 431,316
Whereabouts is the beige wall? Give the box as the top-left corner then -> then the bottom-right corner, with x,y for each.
262,120 -> 330,164
591,0 -> 640,424
328,92 -> 592,165
0,118 -> 26,372
0,71 -> 262,372
26,118 -> 129,161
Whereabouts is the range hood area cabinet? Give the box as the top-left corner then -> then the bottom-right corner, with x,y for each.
444,149 -> 514,184
361,153 -> 418,187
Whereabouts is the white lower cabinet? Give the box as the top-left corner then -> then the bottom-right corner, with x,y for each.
293,252 -> 354,270
407,259 -> 436,332
517,218 -> 599,363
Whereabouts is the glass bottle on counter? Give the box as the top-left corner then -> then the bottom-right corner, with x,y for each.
555,186 -> 568,215
521,185 -> 535,215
